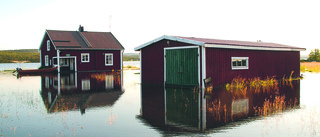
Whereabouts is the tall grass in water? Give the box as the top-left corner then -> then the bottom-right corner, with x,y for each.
254,95 -> 298,116
226,76 -> 279,97
254,95 -> 286,116
207,99 -> 228,123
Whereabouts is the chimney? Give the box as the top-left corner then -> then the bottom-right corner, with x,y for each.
78,25 -> 84,32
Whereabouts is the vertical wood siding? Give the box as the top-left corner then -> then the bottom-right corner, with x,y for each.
141,40 -> 200,85
60,50 -> 121,72
40,35 -> 57,67
206,48 -> 300,86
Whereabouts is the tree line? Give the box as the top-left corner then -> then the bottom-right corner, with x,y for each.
0,49 -> 140,63
302,48 -> 320,62
0,49 -> 40,63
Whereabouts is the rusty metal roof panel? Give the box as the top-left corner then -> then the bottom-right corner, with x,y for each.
80,32 -> 124,50
135,35 -> 305,51
176,36 -> 305,50
47,30 -> 89,48
46,30 -> 123,50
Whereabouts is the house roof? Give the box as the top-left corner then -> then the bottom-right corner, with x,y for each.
42,30 -> 124,50
134,35 -> 306,51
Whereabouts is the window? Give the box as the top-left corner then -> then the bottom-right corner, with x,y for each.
81,53 -> 89,62
232,57 -> 249,70
60,58 -> 69,66
45,55 -> 49,66
105,53 -> 113,66
47,40 -> 50,51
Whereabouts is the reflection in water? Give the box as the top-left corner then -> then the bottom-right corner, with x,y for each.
40,72 -> 124,115
138,79 -> 300,134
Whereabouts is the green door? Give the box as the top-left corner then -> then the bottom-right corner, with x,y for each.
165,48 -> 198,86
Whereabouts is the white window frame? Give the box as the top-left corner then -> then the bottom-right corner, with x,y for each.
105,53 -> 113,66
47,40 -> 50,51
231,57 -> 249,70
45,55 -> 49,66
81,53 -> 89,63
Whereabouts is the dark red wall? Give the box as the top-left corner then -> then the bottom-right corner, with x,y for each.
60,50 -> 121,72
39,34 -> 57,67
206,48 -> 301,86
140,40 -> 301,86
141,40 -> 201,85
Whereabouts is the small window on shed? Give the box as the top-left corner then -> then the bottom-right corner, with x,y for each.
81,53 -> 89,62
232,57 -> 249,70
47,40 -> 50,51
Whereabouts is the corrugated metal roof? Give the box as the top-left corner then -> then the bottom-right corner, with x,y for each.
81,32 -> 124,49
46,30 -> 124,50
134,35 -> 306,51
177,36 -> 303,49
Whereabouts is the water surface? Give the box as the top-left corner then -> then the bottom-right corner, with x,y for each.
0,70 -> 319,136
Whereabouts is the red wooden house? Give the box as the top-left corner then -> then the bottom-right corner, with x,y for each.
134,35 -> 305,87
39,26 -> 124,72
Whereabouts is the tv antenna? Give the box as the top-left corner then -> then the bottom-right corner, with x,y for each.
109,15 -> 112,32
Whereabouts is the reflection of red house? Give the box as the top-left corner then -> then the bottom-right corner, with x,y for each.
39,25 -> 124,72
40,72 -> 124,114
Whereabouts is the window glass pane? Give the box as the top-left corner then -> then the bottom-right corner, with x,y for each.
106,56 -> 109,64
237,60 -> 242,66
242,60 -> 247,66
232,60 -> 237,66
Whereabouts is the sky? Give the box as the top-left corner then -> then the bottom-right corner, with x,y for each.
0,0 -> 319,55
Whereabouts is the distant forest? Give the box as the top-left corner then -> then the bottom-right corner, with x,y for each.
0,49 -> 40,63
0,49 -> 139,63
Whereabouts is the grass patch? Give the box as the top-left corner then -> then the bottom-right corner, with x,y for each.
123,65 -> 140,70
301,62 -> 320,73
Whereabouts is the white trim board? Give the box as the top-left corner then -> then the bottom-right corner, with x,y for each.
205,44 -> 305,51
135,35 -> 204,51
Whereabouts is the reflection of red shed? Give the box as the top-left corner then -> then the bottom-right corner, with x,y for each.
135,35 -> 305,87
39,25 -> 124,72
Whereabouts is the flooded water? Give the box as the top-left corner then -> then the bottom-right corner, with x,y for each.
0,61 -> 140,71
0,69 -> 319,136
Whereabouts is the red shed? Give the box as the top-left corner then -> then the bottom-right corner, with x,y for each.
134,35 -> 305,87
39,25 -> 124,72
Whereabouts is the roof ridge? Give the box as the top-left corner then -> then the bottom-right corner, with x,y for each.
77,31 -> 92,48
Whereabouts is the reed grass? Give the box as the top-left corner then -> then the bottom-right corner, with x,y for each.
254,95 -> 298,116
226,76 -> 279,97
207,99 -> 228,123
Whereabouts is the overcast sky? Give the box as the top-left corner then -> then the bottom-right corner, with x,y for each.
0,0 -> 318,55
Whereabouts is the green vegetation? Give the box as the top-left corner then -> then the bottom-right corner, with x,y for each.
123,53 -> 139,61
0,49 -> 140,63
307,48 -> 320,62
0,49 -> 40,63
